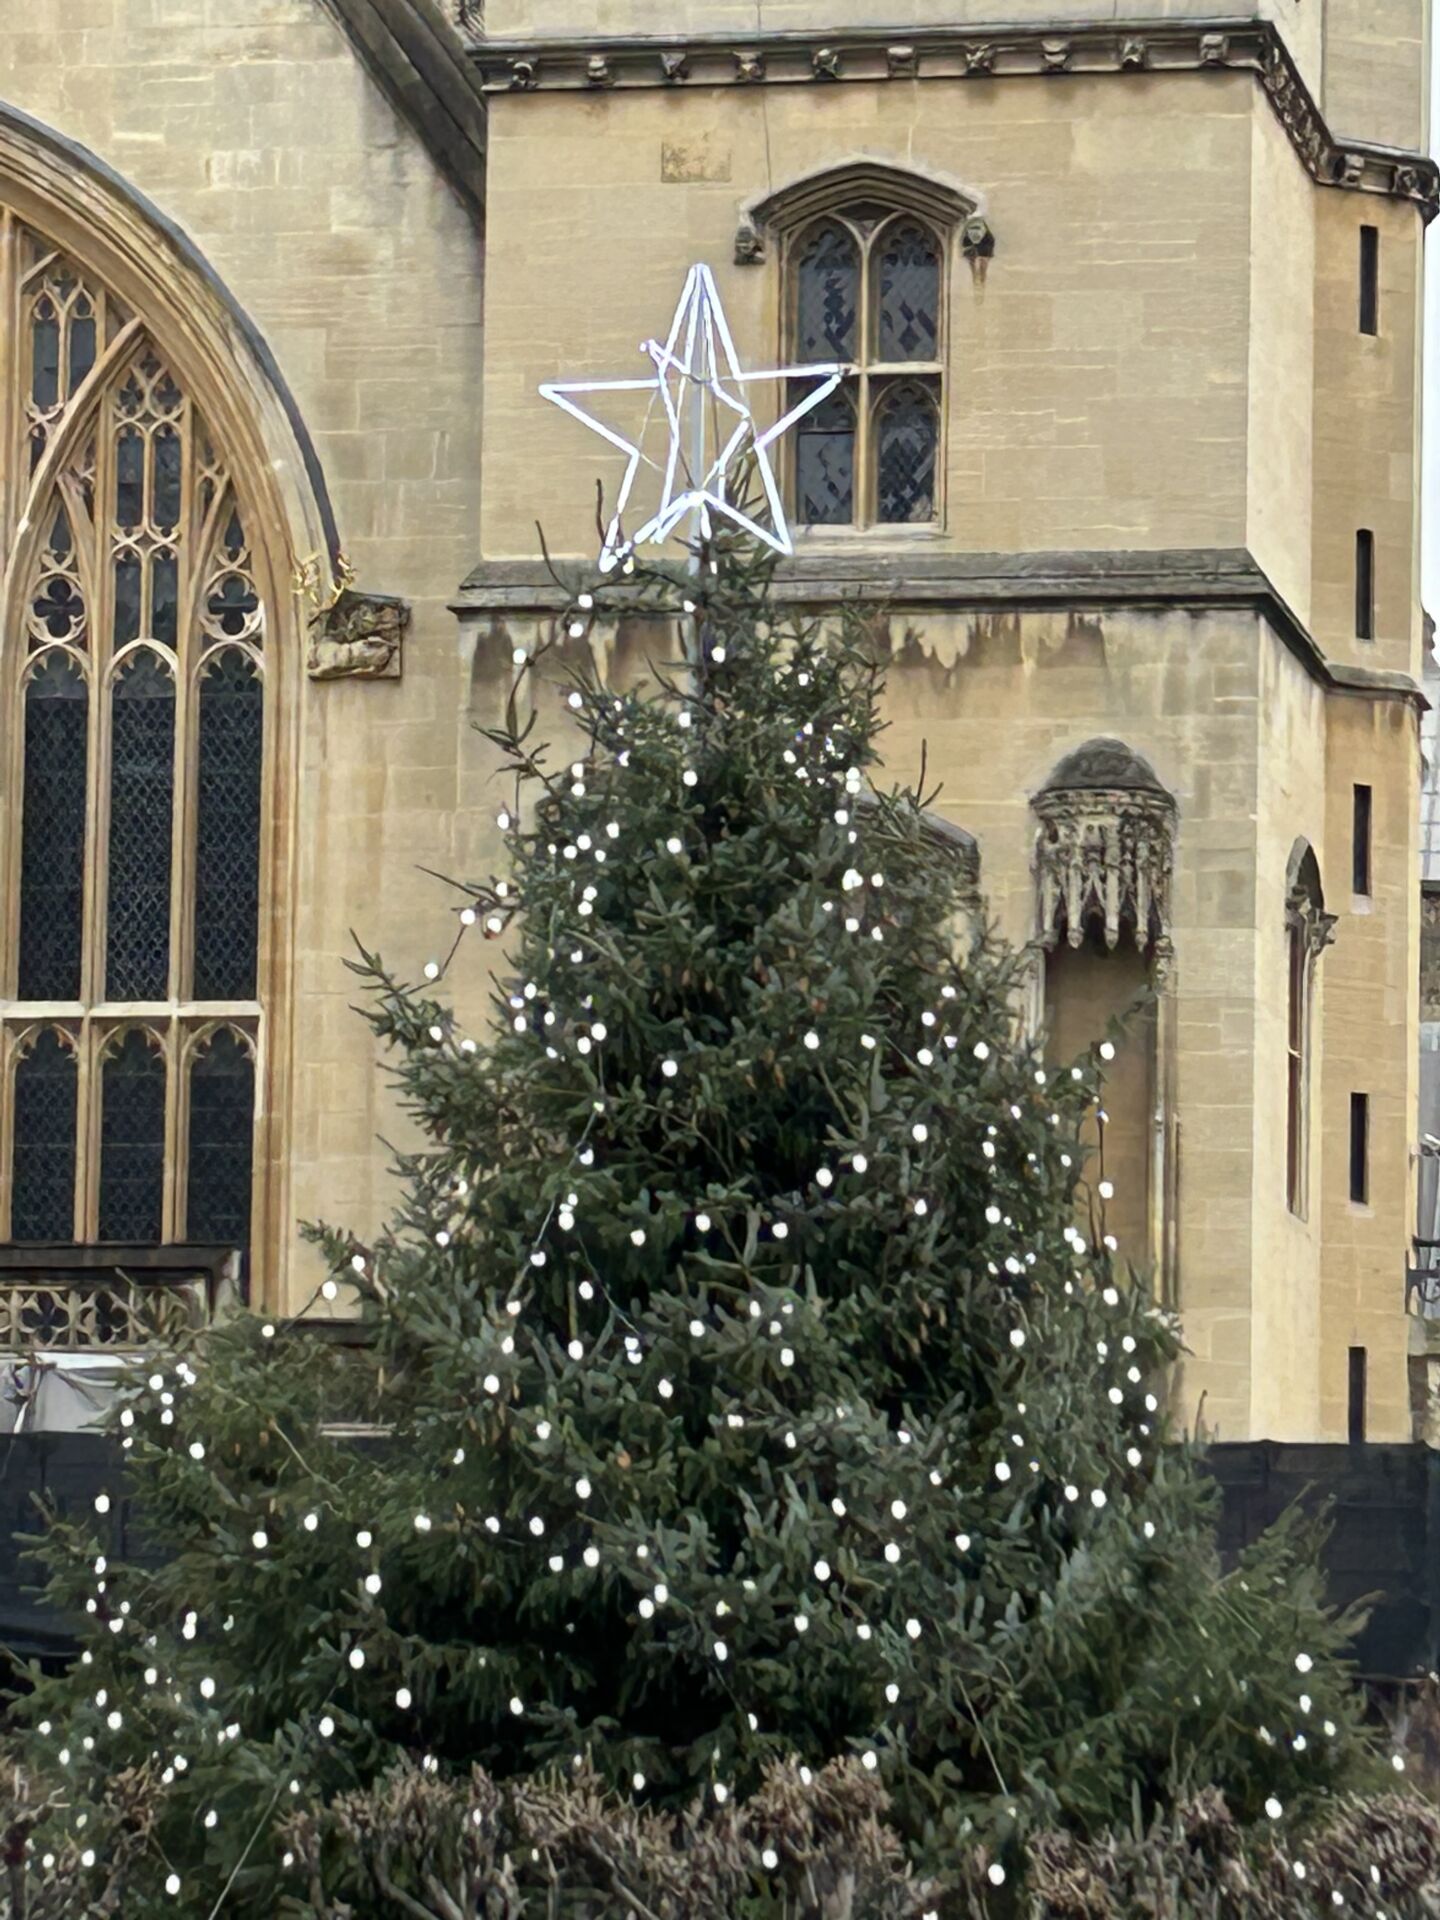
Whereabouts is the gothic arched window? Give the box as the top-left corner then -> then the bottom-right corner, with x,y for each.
1,216 -> 268,1263
785,206 -> 946,529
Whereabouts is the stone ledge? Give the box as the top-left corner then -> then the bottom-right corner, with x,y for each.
471,17 -> 1438,219
452,546 -> 1427,710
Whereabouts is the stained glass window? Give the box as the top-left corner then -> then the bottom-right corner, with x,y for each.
788,206 -> 945,530
3,217 -> 270,1267
106,650 -> 175,1001
876,380 -> 939,523
18,653 -> 88,1001
194,652 -> 263,1000
11,1033 -> 78,1243
186,1030 -> 255,1249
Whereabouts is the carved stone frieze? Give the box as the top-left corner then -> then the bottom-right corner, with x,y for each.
307,588 -> 410,681
1032,741 -> 1176,952
472,19 -> 1438,219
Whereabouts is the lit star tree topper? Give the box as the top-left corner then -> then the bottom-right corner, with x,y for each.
540,262 -> 844,571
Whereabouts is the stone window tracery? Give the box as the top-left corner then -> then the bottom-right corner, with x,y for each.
0,211 -> 268,1264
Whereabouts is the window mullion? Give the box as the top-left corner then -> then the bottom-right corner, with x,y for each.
77,1015 -> 98,1240
163,1015 -> 182,1242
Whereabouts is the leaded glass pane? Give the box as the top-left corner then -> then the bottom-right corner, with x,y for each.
98,1030 -> 165,1242
794,221 -> 859,362
151,549 -> 178,648
186,1030 -> 254,1249
116,426 -> 143,529
69,296 -> 96,391
114,552 -> 142,646
18,652 -> 87,1001
793,381 -> 856,526
12,1033 -> 78,1243
153,424 -> 181,529
106,649 -> 174,1000
876,221 -> 941,362
32,296 -> 59,413
194,652 -> 263,1000
875,379 -> 939,524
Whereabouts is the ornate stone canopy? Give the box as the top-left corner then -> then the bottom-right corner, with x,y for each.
1032,739 -> 1176,952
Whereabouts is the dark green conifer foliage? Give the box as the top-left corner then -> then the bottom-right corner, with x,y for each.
8,533 -> 1386,1914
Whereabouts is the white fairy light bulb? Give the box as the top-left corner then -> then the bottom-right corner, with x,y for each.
94,1494 -> 110,1516
661,1059 -> 678,1078
695,1211 -> 711,1231
348,1648 -> 365,1670
995,1462 -> 1012,1483
251,1529 -> 268,1550
1265,1796 -> 1283,1820
1295,1652 -> 1313,1674
630,1228 -> 646,1247
987,1864 -> 1006,1887
395,1686 -> 413,1709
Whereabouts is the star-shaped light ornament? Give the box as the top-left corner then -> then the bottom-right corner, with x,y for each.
540,264 -> 844,572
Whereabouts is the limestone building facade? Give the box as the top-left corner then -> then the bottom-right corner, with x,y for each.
0,0 -> 1431,1445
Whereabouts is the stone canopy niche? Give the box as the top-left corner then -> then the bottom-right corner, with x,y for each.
1032,737 -> 1176,955
1032,739 -> 1177,1292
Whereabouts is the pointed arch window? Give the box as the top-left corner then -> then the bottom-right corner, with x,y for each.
784,203 -> 946,529
1,212 -> 271,1270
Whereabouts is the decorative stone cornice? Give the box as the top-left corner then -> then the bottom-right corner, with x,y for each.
471,18 -> 1438,219
1032,745 -> 1176,951
453,548 -> 1428,711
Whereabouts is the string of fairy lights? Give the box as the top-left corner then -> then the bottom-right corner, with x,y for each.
27,261 -> 1410,1914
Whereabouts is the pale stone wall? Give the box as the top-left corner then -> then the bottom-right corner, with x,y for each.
1310,193 -> 1424,682
1247,642 -> 1328,1441
481,76 -> 1254,563
1246,101 -> 1315,625
1322,0 -> 1429,152
1318,694 -> 1422,1441
0,0 -> 487,1304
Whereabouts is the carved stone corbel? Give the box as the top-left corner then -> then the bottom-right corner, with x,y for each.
1041,38 -> 1072,72
1285,885 -> 1338,960
1119,36 -> 1147,69
734,216 -> 765,266
812,46 -> 842,79
734,50 -> 765,83
307,588 -> 409,681
886,44 -> 918,78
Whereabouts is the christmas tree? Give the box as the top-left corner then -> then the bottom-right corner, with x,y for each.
4,531 -> 1410,1915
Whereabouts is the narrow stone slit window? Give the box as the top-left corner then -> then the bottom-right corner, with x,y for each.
1348,1346 -> 1367,1444
1355,529 -> 1375,640
1352,783 -> 1372,895
1349,1090 -> 1369,1205
1359,225 -> 1379,336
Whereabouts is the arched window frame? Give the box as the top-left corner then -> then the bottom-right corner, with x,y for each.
0,183 -> 304,1301
745,164 -> 976,536
1283,839 -> 1336,1221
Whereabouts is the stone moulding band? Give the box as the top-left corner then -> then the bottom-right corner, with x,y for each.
452,548 -> 1428,711
472,18 -> 1439,220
